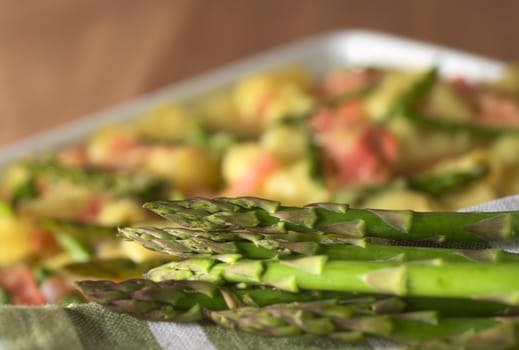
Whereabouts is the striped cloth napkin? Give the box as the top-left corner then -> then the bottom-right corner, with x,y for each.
0,301 -> 383,350
3,195 -> 519,350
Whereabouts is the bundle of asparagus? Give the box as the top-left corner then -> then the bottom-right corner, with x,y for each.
77,197 -> 519,348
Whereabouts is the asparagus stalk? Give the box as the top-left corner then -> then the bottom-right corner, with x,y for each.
333,163 -> 489,207
143,197 -> 519,244
119,226 -> 326,259
407,163 -> 489,196
396,68 -> 519,138
44,220 -> 118,246
65,258 -> 169,279
145,255 -> 519,305
207,299 -> 518,349
78,277 -> 519,347
42,220 -> 119,261
77,278 -> 519,322
119,226 -> 519,263
76,278 -> 361,322
22,158 -> 170,201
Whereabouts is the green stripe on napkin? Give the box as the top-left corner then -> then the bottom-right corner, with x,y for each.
0,303 -> 161,350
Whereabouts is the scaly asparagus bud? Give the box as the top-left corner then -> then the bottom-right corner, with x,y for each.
207,299 -> 518,348
76,279 -> 362,322
144,197 -> 519,244
24,158 -> 170,201
120,226 -> 519,263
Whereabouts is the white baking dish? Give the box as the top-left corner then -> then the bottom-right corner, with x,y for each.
0,29 -> 506,167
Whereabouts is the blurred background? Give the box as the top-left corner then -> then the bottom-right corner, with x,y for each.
1,0 -> 518,146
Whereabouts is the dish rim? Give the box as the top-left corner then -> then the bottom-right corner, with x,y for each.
0,29 -> 506,167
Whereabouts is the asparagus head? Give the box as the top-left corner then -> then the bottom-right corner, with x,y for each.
144,197 -> 519,244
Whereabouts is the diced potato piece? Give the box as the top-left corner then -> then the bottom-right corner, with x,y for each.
93,239 -> 169,263
262,84 -> 314,124
41,252 -> 75,271
232,68 -> 314,132
18,184 -> 93,220
441,183 -> 497,210
424,82 -> 473,121
362,187 -> 439,211
270,66 -> 312,89
0,217 -> 33,266
97,198 -> 147,225
491,64 -> 519,97
0,163 -> 31,198
496,167 -> 519,198
491,136 -> 519,196
131,104 -> 195,141
233,74 -> 271,123
260,124 -> 308,163
388,117 -> 472,172
146,145 -> 220,192
94,241 -> 125,260
261,160 -> 328,206
493,136 -> 519,166
194,89 -> 239,132
234,67 -> 310,107
221,142 -> 263,185
119,241 -> 171,263
86,126 -> 145,170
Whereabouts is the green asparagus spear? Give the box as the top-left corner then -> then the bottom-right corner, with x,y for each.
9,177 -> 38,205
76,279 -> 360,322
44,220 -> 117,246
120,226 -> 324,258
207,299 -> 518,349
22,158 -> 170,201
77,278 -> 519,321
143,197 -> 519,243
119,226 -> 519,263
406,163 -> 489,196
145,255 -> 519,304
42,220 -> 118,261
396,68 -> 519,138
333,163 -> 489,207
65,258 -> 168,279
0,287 -> 11,305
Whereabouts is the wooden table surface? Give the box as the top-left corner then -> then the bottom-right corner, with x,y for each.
1,0 -> 518,147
